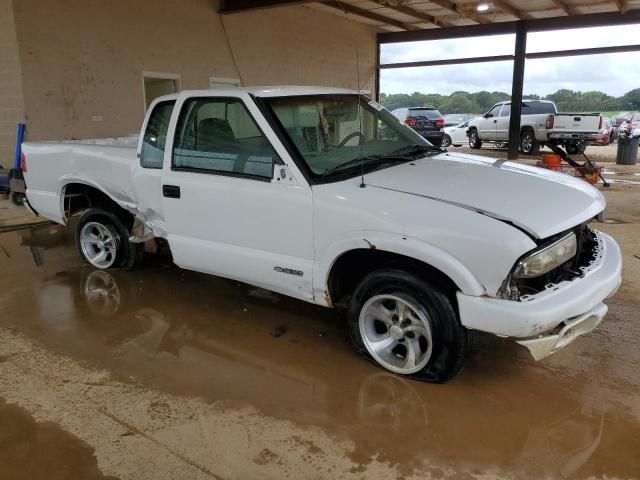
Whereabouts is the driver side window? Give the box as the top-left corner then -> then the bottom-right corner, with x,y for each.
487,105 -> 501,117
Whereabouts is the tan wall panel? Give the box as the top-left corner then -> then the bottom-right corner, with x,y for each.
13,0 -> 376,142
0,0 -> 26,162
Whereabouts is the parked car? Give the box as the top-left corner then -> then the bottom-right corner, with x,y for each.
629,113 -> 640,133
443,120 -> 473,147
467,100 -> 602,155
391,107 -> 445,146
443,113 -> 473,128
589,117 -> 616,146
18,87 -> 622,382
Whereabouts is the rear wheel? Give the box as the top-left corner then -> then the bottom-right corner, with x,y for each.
76,207 -> 143,270
468,129 -> 482,149
348,269 -> 469,382
442,134 -> 452,148
520,129 -> 540,155
566,141 -> 586,154
9,192 -> 25,206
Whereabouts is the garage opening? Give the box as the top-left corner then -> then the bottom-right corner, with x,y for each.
143,72 -> 181,110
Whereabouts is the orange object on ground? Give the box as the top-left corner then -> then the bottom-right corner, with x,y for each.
542,153 -> 562,168
536,160 -> 602,185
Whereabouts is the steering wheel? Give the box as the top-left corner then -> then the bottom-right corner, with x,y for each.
338,131 -> 366,147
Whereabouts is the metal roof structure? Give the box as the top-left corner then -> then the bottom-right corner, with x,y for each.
221,0 -> 640,32
220,1 -> 640,159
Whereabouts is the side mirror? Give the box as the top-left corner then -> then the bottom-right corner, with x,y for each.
484,113 -> 493,119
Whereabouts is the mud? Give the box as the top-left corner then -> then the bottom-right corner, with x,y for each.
1,171 -> 640,479
0,397 -> 117,480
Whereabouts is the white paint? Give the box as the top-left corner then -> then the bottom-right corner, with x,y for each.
22,86 -> 622,344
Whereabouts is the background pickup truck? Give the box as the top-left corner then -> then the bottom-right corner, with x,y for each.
20,87 -> 621,382
467,100 -> 602,155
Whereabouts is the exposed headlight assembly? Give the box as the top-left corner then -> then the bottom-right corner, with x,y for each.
513,232 -> 577,279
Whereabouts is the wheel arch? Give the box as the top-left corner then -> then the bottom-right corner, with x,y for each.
316,235 -> 486,307
60,180 -> 135,228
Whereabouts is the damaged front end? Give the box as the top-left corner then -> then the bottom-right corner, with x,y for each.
499,223 -> 600,302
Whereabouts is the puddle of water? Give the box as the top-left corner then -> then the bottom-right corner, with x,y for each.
1,224 -> 640,478
0,397 -> 117,480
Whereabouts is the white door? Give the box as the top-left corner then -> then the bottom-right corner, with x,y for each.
479,104 -> 501,140
494,103 -> 511,141
160,96 -> 315,302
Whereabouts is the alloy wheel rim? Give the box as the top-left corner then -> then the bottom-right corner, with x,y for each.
80,222 -> 118,269
522,134 -> 533,152
359,294 -> 433,374
470,132 -> 477,146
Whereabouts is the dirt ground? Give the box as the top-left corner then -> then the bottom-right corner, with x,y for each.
0,157 -> 639,479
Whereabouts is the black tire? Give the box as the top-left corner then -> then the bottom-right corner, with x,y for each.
9,192 -> 25,206
565,141 -> 586,155
519,129 -> 540,155
442,134 -> 452,148
468,129 -> 482,149
75,207 -> 143,271
348,269 -> 470,383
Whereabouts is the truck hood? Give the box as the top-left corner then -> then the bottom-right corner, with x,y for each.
364,152 -> 605,239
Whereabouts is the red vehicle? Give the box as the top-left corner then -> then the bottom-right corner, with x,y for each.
589,116 -> 616,146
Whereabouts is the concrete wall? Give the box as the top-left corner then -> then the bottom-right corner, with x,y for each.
11,0 -> 376,142
0,0 -> 25,163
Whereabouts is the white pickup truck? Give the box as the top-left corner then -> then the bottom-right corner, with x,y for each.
467,100 -> 602,155
21,87 -> 622,382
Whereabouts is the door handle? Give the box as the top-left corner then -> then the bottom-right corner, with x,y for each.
493,119 -> 497,123
162,185 -> 181,199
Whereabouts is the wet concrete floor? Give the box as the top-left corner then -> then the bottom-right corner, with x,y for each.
0,199 -> 639,478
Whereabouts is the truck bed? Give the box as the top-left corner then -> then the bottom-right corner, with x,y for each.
22,139 -> 138,224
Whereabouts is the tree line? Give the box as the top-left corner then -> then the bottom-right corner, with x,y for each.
379,88 -> 640,115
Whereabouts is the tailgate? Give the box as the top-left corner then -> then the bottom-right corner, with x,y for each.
553,114 -> 600,132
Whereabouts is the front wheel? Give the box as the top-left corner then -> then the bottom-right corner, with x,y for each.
442,134 -> 452,148
348,269 -> 469,382
76,207 -> 143,270
468,129 -> 482,149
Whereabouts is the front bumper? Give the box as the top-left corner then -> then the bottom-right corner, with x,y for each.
457,231 -> 622,359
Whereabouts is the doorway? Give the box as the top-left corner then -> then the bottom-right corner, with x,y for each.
143,72 -> 181,110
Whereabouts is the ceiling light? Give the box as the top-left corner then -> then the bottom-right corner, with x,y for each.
477,2 -> 491,11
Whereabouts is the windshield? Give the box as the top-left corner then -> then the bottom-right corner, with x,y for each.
262,94 -> 434,179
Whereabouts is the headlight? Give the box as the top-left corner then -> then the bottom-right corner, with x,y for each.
514,232 -> 577,278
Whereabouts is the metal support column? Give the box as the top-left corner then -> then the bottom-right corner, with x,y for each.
508,21 -> 527,160
375,41 -> 381,101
